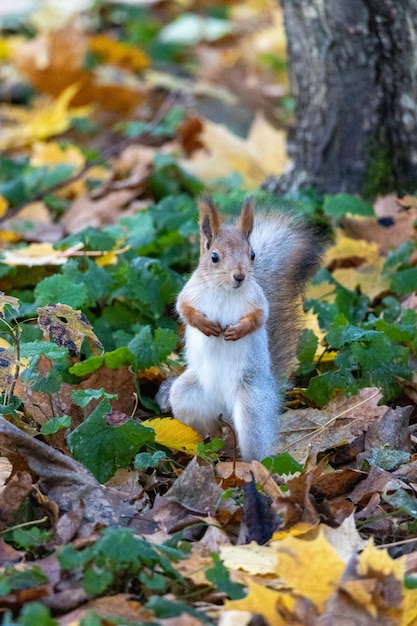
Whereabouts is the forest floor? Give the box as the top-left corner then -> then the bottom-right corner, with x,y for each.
1,2 -> 417,625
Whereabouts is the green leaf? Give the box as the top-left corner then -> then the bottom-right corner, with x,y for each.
120,210 -> 156,249
62,259 -> 113,305
6,527 -> 52,551
6,602 -> 58,626
323,193 -> 374,217
83,565 -> 114,595
0,565 -> 49,596
262,452 -> 304,475
305,369 -> 358,407
40,415 -> 71,435
69,347 -> 137,377
146,596 -> 212,624
34,274 -> 89,309
58,544 -> 94,571
390,267 -> 417,296
383,488 -> 417,518
67,399 -> 155,482
134,450 -> 167,470
205,552 -> 246,600
128,325 -> 178,370
119,256 -> 183,319
405,575 -> 417,589
297,328 -> 318,375
139,570 -> 167,592
71,388 -> 117,408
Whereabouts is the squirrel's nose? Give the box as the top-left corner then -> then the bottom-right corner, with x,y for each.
233,272 -> 246,283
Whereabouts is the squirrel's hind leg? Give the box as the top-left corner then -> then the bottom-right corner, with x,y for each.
169,369 -> 223,437
234,382 -> 280,461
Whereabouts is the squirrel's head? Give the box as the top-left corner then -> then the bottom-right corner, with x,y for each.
198,195 -> 256,290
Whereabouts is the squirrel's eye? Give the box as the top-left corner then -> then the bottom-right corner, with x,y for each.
211,251 -> 220,263
251,249 -> 256,261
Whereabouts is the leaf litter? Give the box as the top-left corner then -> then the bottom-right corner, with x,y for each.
0,1 -> 417,625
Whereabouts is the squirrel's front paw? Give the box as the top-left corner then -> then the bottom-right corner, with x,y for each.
223,322 -> 246,341
195,313 -> 222,337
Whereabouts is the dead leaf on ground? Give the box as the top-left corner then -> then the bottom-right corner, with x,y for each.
180,113 -> 288,188
280,388 -> 387,461
0,417 -> 119,537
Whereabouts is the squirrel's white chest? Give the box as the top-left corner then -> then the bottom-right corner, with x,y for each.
185,327 -> 250,399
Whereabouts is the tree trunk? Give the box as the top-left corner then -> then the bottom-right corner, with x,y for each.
264,0 -> 417,196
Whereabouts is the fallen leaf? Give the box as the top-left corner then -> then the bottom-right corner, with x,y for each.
0,85 -> 91,150
274,531 -> 346,610
142,417 -> 202,455
224,579 -> 288,626
220,542 -> 277,576
180,113 -> 287,188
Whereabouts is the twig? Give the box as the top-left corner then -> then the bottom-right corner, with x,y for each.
0,89 -> 180,224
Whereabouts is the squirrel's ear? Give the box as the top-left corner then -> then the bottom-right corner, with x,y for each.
198,194 -> 221,250
239,197 -> 255,239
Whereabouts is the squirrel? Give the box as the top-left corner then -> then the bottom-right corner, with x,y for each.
169,195 -> 324,461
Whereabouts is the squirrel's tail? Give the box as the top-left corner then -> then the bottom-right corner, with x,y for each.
250,211 -> 324,382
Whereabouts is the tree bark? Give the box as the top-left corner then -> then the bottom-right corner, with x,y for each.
264,0 -> 417,195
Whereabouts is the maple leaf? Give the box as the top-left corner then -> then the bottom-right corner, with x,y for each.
0,85 -> 91,150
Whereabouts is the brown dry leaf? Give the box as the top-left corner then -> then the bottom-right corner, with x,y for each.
88,34 -> 149,72
342,211 -> 417,255
78,365 -> 138,417
180,113 -> 287,188
165,456 -> 224,516
0,471 -> 32,529
216,460 -> 283,500
57,593 -> 153,626
0,417 -> 119,533
280,388 -> 387,461
61,188 -> 141,234
37,303 -> 103,355
13,27 -> 148,112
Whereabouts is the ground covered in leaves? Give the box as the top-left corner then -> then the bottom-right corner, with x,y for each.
1,1 -> 417,625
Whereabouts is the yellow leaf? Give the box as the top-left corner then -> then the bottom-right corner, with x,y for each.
272,521 -> 317,541
0,196 -> 8,218
30,140 -> 86,196
95,244 -> 131,267
180,113 -> 288,189
273,531 -> 345,611
2,242 -> 82,266
224,580 -> 288,626
0,85 -> 91,150
141,417 -> 202,454
0,37 -> 10,61
333,257 -> 391,301
402,588 -> 417,626
325,230 -> 380,266
357,540 -> 404,580
88,34 -> 149,72
220,542 -> 277,576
